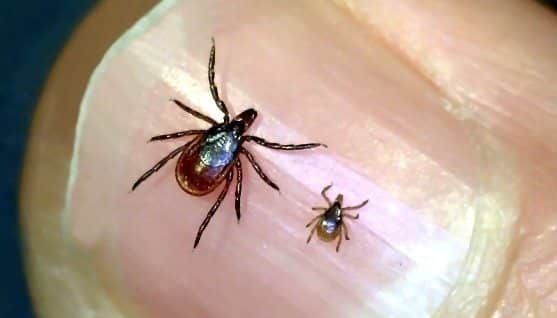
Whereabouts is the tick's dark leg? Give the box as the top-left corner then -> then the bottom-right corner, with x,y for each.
343,199 -> 369,211
234,159 -> 243,222
312,207 -> 327,211
341,222 -> 350,240
149,129 -> 204,142
240,148 -> 280,192
305,215 -> 322,228
336,227 -> 344,252
194,170 -> 234,249
131,143 -> 190,191
243,135 -> 325,150
208,38 -> 229,123
321,184 -> 333,205
306,224 -> 318,244
170,99 -> 217,125
342,213 -> 360,220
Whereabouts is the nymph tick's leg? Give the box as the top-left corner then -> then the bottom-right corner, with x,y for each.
336,227 -> 344,252
342,213 -> 360,220
131,142 -> 191,191
240,148 -> 279,192
341,222 -> 350,240
311,207 -> 327,211
243,135 -> 325,150
321,184 -> 333,205
170,99 -> 217,125
306,224 -> 318,244
234,159 -> 243,222
305,215 -> 322,228
208,38 -> 229,123
343,199 -> 369,211
149,129 -> 204,142
194,170 -> 234,249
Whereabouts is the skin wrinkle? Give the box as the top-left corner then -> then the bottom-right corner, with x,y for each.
314,3 -> 488,193
333,0 -> 557,141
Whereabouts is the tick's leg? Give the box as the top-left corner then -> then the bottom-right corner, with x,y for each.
131,143 -> 190,191
149,129 -> 204,142
336,227 -> 344,252
341,222 -> 350,240
343,199 -> 369,211
306,224 -> 318,244
305,215 -> 322,228
321,184 -> 333,205
194,170 -> 234,249
342,213 -> 360,220
240,148 -> 280,192
234,159 -> 243,222
208,38 -> 230,123
170,99 -> 217,125
242,135 -> 325,150
312,207 -> 327,211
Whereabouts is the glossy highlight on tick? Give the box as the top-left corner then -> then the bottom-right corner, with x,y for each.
131,38 -> 326,249
306,184 -> 368,252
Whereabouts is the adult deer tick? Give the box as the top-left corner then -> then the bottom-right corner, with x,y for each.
306,184 -> 368,252
132,39 -> 325,249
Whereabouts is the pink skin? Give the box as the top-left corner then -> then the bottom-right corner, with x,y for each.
23,0 -> 557,317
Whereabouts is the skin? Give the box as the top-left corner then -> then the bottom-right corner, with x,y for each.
20,0 -> 557,317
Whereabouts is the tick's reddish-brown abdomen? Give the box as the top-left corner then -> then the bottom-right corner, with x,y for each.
175,136 -> 234,196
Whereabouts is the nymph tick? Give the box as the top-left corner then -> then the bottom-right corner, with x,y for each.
132,39 -> 325,249
306,184 -> 368,252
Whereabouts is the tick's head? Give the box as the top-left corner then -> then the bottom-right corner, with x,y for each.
230,108 -> 257,136
231,108 -> 258,133
334,194 -> 344,206
229,108 -> 257,137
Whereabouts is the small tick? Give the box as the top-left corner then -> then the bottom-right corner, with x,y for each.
132,39 -> 325,249
306,184 -> 368,252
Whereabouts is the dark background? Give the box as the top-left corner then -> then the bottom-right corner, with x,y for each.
0,1 -> 555,318
0,2 -> 95,317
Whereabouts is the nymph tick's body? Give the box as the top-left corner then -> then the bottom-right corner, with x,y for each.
306,184 -> 368,252
132,39 -> 325,248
